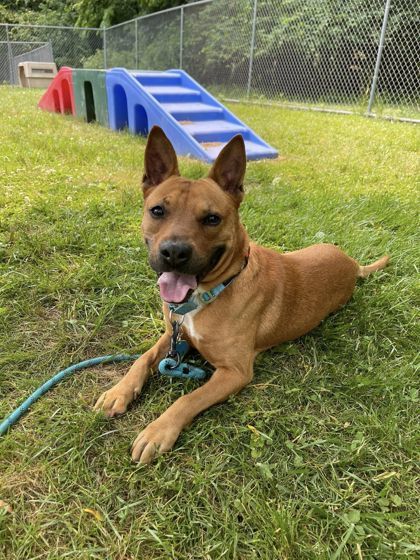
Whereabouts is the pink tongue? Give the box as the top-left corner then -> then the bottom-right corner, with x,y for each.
158,272 -> 198,303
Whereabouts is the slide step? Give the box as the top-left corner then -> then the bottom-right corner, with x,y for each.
162,102 -> 224,121
144,86 -> 201,102
202,140 -> 278,161
182,120 -> 248,142
132,71 -> 182,86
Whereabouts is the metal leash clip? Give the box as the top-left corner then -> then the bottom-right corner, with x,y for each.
167,319 -> 182,367
158,312 -> 207,380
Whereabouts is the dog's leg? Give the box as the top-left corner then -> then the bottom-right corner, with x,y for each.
131,359 -> 254,463
94,332 -> 171,417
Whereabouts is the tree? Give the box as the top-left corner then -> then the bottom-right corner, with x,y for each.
0,0 -> 191,27
0,0 -> 77,25
74,0 -> 190,28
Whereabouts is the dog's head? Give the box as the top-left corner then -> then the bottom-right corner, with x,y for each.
141,126 -> 247,303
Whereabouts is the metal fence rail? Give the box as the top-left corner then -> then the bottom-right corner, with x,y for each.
1,0 -> 418,120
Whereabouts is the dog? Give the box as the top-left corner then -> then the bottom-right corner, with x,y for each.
94,126 -> 389,464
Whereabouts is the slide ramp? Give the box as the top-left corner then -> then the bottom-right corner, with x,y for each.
106,68 -> 278,162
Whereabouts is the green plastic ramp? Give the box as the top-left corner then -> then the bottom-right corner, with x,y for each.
73,69 -> 108,127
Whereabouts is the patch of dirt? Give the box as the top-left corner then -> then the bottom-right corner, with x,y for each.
201,142 -> 223,148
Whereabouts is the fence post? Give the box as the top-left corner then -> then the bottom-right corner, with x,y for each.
247,0 -> 258,98
103,25 -> 107,69
5,24 -> 14,85
367,0 -> 391,114
135,20 -> 139,69
179,6 -> 184,69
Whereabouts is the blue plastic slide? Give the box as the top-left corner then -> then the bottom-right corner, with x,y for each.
106,68 -> 278,162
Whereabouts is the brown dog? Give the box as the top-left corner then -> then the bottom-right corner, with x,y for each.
94,126 -> 389,464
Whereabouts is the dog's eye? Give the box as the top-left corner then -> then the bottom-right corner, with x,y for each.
202,214 -> 221,226
150,205 -> 165,218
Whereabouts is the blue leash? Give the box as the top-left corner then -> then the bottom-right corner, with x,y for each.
0,343 -> 206,437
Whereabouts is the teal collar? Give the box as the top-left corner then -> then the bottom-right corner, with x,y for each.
168,279 -> 232,315
168,253 -> 249,316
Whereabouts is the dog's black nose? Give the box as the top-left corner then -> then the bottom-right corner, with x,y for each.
159,241 -> 192,268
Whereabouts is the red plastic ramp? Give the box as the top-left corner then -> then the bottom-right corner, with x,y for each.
38,67 -> 75,115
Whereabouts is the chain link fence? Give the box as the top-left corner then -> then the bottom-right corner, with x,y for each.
1,0 -> 418,120
0,23 -> 103,85
104,0 -> 419,120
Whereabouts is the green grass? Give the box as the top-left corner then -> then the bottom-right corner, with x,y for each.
210,86 -> 420,122
0,86 -> 419,559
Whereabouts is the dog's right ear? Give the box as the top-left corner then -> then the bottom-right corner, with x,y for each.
208,135 -> 246,206
142,126 -> 179,197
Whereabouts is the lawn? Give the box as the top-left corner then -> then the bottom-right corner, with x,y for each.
0,86 -> 419,559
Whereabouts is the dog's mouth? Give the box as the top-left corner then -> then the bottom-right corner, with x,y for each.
150,245 -> 226,303
157,272 -> 198,304
154,245 -> 226,304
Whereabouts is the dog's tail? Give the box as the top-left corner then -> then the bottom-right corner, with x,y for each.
358,255 -> 390,278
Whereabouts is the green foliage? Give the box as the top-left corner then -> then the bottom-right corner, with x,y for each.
74,0 -> 140,28
140,0 -> 186,13
175,0 -> 418,104
74,0 -> 189,27
0,0 -> 77,25
0,0 -> 189,26
84,0 -> 416,108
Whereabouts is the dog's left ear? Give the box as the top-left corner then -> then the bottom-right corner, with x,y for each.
142,126 -> 180,197
208,135 -> 246,205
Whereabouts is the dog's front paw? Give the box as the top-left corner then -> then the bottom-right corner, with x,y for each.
94,384 -> 138,417
131,418 -> 181,464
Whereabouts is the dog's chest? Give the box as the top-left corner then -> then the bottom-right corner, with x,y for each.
181,308 -> 202,343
